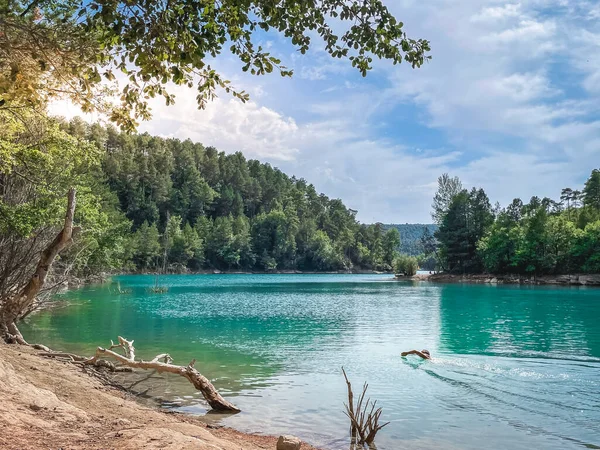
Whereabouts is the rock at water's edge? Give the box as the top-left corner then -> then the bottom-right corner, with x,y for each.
277,435 -> 301,450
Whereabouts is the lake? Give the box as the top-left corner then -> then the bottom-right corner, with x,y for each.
21,274 -> 600,450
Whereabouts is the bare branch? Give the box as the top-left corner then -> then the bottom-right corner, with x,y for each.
341,367 -> 388,446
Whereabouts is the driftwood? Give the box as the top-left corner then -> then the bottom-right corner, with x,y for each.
83,336 -> 240,412
39,336 -> 239,411
342,367 -> 389,447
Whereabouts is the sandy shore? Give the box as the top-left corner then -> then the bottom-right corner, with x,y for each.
0,342 -> 319,450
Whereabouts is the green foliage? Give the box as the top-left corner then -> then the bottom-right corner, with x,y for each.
61,122 -> 397,273
432,173 -> 463,224
131,221 -> 161,270
308,230 -> 338,271
382,224 -> 438,256
437,168 -> 600,276
62,184 -> 133,275
416,254 -> 437,272
382,228 -> 400,268
571,221 -> 600,273
0,111 -> 99,235
2,0 -> 430,131
0,111 -> 131,283
252,210 -> 297,269
577,205 -> 600,229
477,210 -> 521,274
436,188 -> 493,273
583,169 -> 600,209
394,254 -> 418,276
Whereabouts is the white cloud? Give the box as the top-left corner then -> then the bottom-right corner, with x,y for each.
573,30 -> 600,94
387,1 -> 596,133
471,3 -> 523,22
484,72 -> 558,102
138,87 -> 300,162
457,152 -> 580,208
483,19 -> 556,44
298,60 -> 351,81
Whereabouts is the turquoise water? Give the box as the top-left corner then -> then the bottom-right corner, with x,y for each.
21,274 -> 600,450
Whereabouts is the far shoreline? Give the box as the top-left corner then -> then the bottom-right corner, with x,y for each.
63,269 -> 600,290
70,270 -> 600,290
68,269 -> 396,289
404,272 -> 600,287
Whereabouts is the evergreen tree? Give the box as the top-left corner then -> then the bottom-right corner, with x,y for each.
182,223 -> 204,270
420,226 -> 437,256
382,228 -> 401,269
207,216 -> 237,269
132,221 -> 161,269
432,174 -> 463,224
436,188 -> 493,273
583,169 -> 600,209
231,216 -> 254,269
572,222 -> 600,273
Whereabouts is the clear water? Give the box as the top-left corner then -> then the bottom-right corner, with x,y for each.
21,274 -> 600,450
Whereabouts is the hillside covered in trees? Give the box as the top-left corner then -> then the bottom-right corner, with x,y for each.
431,172 -> 600,275
382,224 -> 437,256
44,119 -> 402,274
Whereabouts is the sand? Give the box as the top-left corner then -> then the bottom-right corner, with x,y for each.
0,342 -> 318,450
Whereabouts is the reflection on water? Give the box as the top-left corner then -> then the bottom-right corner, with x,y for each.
21,274 -> 600,450
439,284 -> 600,358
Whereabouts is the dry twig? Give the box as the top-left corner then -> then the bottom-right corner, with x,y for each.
342,367 -> 389,447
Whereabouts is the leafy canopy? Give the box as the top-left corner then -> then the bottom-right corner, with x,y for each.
432,173 -> 463,224
1,0 -> 431,130
433,169 -> 600,276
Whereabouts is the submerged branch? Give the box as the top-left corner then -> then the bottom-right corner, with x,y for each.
342,367 -> 389,447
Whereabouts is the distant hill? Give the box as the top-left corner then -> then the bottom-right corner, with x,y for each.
382,224 -> 438,256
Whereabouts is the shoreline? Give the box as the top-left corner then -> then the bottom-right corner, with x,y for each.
123,269 -> 392,276
406,272 -> 600,287
0,342 -> 320,450
67,269 -> 394,289
69,270 -> 600,292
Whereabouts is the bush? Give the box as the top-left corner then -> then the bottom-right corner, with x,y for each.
394,254 -> 419,276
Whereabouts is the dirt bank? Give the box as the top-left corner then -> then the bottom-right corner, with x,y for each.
409,272 -> 600,286
0,342 -> 318,450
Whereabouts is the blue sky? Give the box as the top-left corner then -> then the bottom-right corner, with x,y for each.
53,0 -> 600,223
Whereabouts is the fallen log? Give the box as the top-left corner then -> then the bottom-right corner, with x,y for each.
85,336 -> 240,412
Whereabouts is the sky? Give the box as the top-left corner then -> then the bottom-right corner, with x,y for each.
52,0 -> 600,224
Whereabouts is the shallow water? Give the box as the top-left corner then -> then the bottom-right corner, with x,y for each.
22,274 -> 600,449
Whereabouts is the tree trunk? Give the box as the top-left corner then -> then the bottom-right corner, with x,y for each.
0,188 -> 78,343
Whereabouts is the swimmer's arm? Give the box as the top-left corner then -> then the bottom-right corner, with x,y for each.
401,350 -> 430,359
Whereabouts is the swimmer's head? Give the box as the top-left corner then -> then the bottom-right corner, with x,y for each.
421,349 -> 430,356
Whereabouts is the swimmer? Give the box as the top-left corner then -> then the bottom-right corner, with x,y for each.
401,349 -> 431,360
